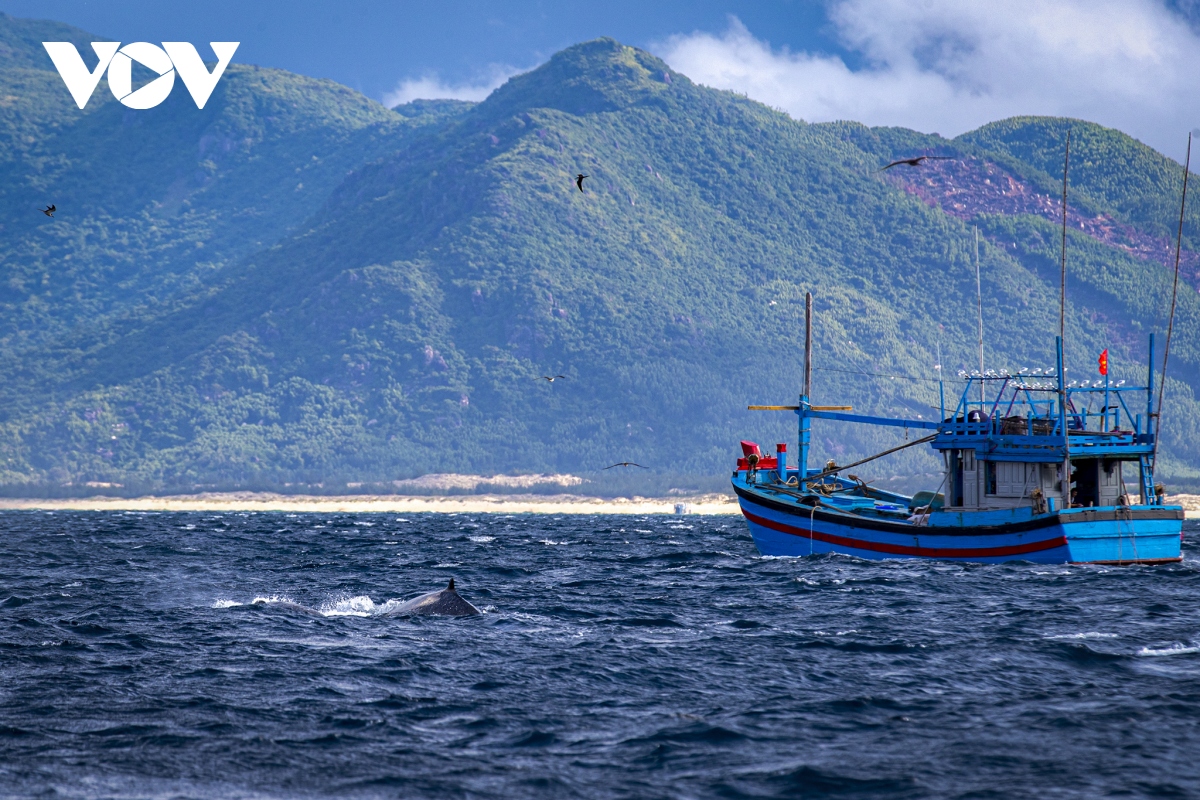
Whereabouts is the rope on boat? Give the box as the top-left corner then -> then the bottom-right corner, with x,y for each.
750,433 -> 938,510
801,433 -> 939,489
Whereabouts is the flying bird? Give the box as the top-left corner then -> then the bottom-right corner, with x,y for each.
539,375 -> 567,382
575,174 -> 588,192
41,204 -> 55,217
880,156 -> 954,171
603,462 -> 647,470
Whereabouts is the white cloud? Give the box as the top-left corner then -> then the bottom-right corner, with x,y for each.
653,1 -> 1200,158
382,64 -> 525,108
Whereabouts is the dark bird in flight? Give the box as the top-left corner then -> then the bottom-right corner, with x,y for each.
41,204 -> 55,217
603,462 -> 647,470
880,156 -> 954,171
575,174 -> 588,192
539,375 -> 567,382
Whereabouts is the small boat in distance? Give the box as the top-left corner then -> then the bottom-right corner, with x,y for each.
733,300 -> 1183,564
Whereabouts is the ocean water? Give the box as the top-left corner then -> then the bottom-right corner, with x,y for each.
1,511 -> 1198,799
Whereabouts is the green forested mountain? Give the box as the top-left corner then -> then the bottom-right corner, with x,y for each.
0,16 -> 1197,494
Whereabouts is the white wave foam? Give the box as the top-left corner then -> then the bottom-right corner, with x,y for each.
1045,632 -> 1119,640
469,535 -> 495,543
251,595 -> 296,605
1137,643 -> 1200,657
319,595 -> 380,617
216,590 -> 483,618
540,539 -> 566,546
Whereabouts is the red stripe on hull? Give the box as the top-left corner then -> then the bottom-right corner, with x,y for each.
742,508 -> 1068,559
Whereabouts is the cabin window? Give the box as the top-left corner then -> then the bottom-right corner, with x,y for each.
963,450 -> 975,472
986,461 -> 997,495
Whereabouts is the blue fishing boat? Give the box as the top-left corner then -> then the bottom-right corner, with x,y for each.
733,320 -> 1184,564
735,135 -> 1193,564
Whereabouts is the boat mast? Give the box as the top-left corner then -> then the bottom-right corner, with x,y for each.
974,226 -> 984,409
799,291 -> 813,477
1151,132 -> 1193,493
1059,131 -> 1072,506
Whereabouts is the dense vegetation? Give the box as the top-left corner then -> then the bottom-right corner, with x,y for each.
0,16 -> 1197,494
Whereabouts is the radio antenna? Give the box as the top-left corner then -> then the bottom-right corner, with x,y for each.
1059,131 -> 1071,505
1059,130 -> 1070,351
974,226 -> 984,408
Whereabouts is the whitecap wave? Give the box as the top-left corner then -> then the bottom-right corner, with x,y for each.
1045,632 -> 1119,640
319,595 -> 380,617
1136,643 -> 1200,657
250,594 -> 305,607
212,599 -> 243,608
469,535 -> 495,543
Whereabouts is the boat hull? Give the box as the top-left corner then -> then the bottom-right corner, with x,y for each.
735,485 -> 1183,564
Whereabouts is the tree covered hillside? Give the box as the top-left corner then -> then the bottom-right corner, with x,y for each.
0,19 -> 1196,493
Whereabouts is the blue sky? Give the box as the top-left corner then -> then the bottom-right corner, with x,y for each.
0,1 -> 846,100
3,0 -> 1198,158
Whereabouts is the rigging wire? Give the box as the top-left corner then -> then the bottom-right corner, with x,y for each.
813,366 -> 944,383
1153,132 -> 1192,475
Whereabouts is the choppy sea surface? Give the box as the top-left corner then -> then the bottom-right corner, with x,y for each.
1,511 -> 1199,799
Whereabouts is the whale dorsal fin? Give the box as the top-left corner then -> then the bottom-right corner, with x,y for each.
448,578 -> 456,592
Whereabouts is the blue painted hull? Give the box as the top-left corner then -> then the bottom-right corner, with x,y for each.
735,485 -> 1183,564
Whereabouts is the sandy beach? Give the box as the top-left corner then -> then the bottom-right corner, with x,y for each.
0,492 -> 742,515
0,492 -> 1196,517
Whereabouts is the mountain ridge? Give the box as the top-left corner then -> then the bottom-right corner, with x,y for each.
0,18 -> 1197,492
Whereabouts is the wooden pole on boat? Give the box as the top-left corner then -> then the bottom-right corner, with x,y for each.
804,292 -> 813,400
1151,132 -> 1192,492
799,291 -> 813,478
1059,131 -> 1072,507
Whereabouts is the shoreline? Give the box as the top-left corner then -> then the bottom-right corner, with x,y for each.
0,491 -> 742,515
0,492 -> 1196,518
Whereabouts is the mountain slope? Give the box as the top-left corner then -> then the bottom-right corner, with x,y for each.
0,28 -> 1197,492
0,14 -> 470,353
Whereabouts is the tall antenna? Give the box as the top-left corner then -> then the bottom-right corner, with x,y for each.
936,336 -> 945,420
1059,131 -> 1072,506
1152,132 -> 1192,476
1059,130 -> 1071,349
974,226 -> 984,407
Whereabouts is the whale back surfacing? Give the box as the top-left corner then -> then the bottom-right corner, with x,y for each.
388,579 -> 481,617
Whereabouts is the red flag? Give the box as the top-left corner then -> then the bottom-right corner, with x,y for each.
1098,349 -> 1108,376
